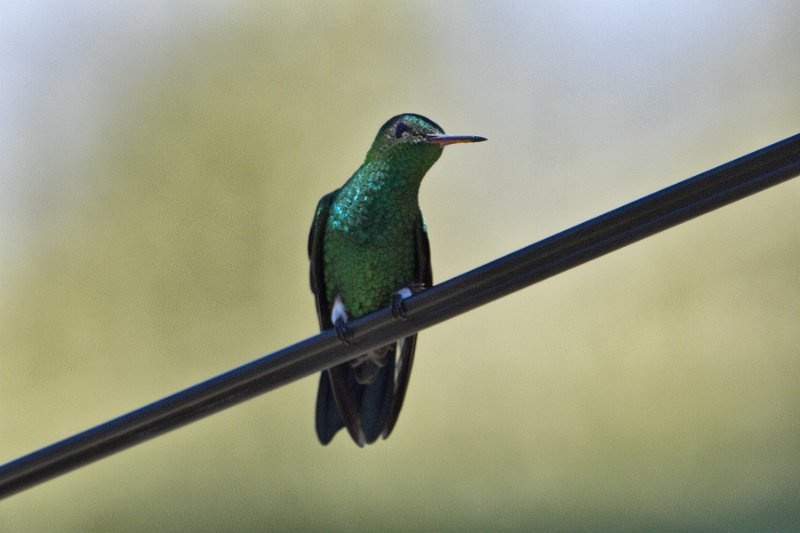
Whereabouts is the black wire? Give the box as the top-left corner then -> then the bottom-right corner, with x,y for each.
1,133 -> 798,499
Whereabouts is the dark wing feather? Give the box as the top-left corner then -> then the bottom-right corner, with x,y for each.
314,365 -> 344,444
309,191 -> 352,444
308,191 -> 337,330
382,210 -> 432,438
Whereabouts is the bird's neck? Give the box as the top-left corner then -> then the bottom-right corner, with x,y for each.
331,161 -> 429,241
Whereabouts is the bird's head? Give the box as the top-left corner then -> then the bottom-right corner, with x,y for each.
365,114 -> 486,171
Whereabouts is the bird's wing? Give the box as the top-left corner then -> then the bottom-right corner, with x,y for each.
310,190 -> 367,445
382,210 -> 432,438
310,190 -> 351,444
415,212 -> 434,290
308,190 -> 337,330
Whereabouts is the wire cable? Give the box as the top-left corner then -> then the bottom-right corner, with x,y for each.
1,132 -> 798,499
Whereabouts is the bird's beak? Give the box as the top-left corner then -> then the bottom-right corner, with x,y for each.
425,134 -> 487,146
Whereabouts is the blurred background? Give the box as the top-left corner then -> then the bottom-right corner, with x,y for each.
1,1 -> 798,530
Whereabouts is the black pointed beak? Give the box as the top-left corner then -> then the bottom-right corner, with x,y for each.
425,134 -> 487,146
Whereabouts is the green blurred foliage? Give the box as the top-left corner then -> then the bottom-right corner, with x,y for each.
1,1 -> 799,531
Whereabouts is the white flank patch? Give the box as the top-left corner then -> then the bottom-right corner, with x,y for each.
330,294 -> 349,325
396,286 -> 413,300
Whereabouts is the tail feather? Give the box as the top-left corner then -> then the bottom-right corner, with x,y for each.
315,372 -> 344,445
359,356 -> 395,444
315,343 -> 400,446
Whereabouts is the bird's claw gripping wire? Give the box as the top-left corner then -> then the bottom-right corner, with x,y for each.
333,318 -> 354,345
391,293 -> 408,321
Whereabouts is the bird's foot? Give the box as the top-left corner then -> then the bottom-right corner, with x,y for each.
391,284 -> 424,320
391,292 -> 408,320
334,318 -> 354,345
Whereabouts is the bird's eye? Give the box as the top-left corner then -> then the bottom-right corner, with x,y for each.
394,122 -> 410,139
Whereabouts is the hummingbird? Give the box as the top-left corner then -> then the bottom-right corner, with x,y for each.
308,113 -> 486,446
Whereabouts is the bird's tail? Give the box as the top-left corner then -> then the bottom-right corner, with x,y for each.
314,347 -> 397,446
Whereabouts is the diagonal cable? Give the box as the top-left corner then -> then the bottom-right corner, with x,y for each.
0,132 -> 798,499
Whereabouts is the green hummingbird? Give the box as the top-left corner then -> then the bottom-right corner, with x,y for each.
308,113 -> 486,446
